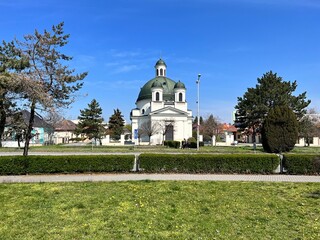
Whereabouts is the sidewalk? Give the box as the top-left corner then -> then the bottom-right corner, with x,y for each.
1,173 -> 319,183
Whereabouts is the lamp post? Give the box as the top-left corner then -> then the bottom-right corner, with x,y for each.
196,74 -> 201,151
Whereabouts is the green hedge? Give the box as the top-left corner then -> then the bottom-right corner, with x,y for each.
164,140 -> 181,148
0,155 -> 135,175
283,154 -> 320,175
139,154 -> 279,174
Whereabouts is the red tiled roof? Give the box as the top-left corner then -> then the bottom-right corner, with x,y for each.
222,123 -> 237,132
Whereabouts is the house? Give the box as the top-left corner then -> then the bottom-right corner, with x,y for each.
3,110 -> 54,147
53,119 -> 77,144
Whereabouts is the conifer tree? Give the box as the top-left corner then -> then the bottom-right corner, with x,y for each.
108,109 -> 125,140
261,105 -> 298,153
235,71 -> 310,145
75,99 -> 106,145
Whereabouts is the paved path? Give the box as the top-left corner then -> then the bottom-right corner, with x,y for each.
1,173 -> 319,183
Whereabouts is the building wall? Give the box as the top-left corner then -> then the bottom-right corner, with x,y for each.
53,131 -> 76,144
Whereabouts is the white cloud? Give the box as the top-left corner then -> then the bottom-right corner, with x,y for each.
113,65 -> 139,73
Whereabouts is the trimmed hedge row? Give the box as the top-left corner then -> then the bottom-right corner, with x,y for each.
0,155 -> 135,175
164,140 -> 181,148
283,154 -> 320,175
139,154 -> 279,174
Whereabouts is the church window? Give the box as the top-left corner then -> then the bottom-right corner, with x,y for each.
156,92 -> 160,101
179,92 -> 183,102
157,69 -> 159,76
142,109 -> 145,114
160,68 -> 163,76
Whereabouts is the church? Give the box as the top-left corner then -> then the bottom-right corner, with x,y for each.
131,59 -> 193,145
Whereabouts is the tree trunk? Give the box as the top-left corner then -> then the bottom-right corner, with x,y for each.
0,96 -> 6,148
23,100 -> 36,156
252,127 -> 256,151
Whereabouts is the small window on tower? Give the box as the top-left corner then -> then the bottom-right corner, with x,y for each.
156,92 -> 160,101
160,68 -> 163,76
179,92 -> 183,102
142,109 -> 145,114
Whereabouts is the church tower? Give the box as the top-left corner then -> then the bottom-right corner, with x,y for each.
155,59 -> 167,77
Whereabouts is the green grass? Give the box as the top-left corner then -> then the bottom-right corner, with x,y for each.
0,144 -> 267,154
1,181 -> 319,239
1,144 -> 320,155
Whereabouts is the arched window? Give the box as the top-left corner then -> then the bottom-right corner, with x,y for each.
156,69 -> 159,76
142,109 -> 145,114
156,92 -> 160,101
179,92 -> 183,102
160,68 -> 163,76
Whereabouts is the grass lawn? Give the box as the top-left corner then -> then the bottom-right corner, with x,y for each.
1,181 -> 319,239
1,144 -> 319,155
1,144 -> 320,154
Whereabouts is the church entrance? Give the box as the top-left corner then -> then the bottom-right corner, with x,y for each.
165,124 -> 174,141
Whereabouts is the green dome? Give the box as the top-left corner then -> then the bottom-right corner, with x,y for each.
174,80 -> 186,89
155,58 -> 167,67
151,80 -> 163,88
137,76 -> 176,102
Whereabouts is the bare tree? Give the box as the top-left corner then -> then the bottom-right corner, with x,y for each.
139,119 -> 161,145
299,108 -> 320,146
157,119 -> 175,145
44,109 -> 64,127
16,22 -> 87,156
203,114 -> 220,146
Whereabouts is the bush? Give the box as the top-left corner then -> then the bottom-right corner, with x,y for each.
139,153 -> 279,174
185,137 -> 204,148
164,140 -> 181,148
283,154 -> 320,175
261,106 -> 298,153
0,156 -> 28,175
0,155 -> 135,175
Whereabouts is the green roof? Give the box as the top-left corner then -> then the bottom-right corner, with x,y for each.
155,58 -> 167,67
151,79 -> 163,88
137,76 -> 176,102
174,80 -> 186,89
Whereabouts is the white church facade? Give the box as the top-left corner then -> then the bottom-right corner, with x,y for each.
131,59 -> 193,145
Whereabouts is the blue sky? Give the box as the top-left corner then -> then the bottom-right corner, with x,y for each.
1,0 -> 319,123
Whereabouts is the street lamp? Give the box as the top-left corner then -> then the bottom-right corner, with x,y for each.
196,74 -> 201,151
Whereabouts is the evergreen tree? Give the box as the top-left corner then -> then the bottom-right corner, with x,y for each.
108,108 -> 125,140
235,71 -> 310,144
261,105 -> 298,153
75,99 -> 106,145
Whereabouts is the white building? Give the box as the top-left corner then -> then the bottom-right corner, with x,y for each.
131,59 -> 193,145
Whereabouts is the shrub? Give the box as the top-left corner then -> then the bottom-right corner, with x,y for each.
0,156 -> 28,175
261,105 -> 298,153
0,155 -> 134,175
164,140 -> 181,148
185,137 -> 204,148
283,154 -> 320,175
139,153 -> 279,174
